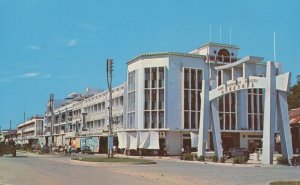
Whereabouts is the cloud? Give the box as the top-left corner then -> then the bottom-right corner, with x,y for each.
21,72 -> 40,78
65,39 -> 78,47
28,45 -> 41,50
0,72 -> 51,83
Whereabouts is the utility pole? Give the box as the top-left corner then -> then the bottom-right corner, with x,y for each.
106,58 -> 114,158
49,94 -> 54,153
10,120 -> 12,130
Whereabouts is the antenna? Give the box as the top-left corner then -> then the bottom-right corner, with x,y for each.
209,24 -> 212,42
230,28 -> 232,44
273,32 -> 276,62
219,25 -> 222,43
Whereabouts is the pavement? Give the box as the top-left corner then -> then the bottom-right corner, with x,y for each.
17,150 -> 279,167
1,151 -> 298,185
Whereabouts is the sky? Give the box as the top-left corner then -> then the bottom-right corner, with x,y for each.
1,0 -> 300,130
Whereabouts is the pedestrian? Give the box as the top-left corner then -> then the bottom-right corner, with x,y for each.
113,145 -> 117,154
68,145 -> 71,156
181,146 -> 185,154
164,146 -> 167,156
64,144 -> 68,155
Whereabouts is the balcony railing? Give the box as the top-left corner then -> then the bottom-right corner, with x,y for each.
204,55 -> 238,63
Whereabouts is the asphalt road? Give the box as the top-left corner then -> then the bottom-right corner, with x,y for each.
0,152 -> 299,185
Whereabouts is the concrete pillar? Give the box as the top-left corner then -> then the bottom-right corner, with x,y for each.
262,62 -> 276,165
237,90 -> 248,130
277,91 -> 293,165
211,99 -> 223,160
197,80 -> 210,157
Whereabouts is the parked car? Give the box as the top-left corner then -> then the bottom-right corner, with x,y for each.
227,147 -> 249,159
41,145 -> 50,154
0,141 -> 16,157
81,146 -> 94,154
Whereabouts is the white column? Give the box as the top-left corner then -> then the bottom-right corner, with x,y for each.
211,99 -> 223,160
277,91 -> 293,165
262,62 -> 276,165
275,63 -> 293,165
197,80 -> 210,157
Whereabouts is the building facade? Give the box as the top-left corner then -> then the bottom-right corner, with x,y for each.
120,42 -> 270,155
39,42 -> 292,160
16,116 -> 44,147
43,86 -> 125,153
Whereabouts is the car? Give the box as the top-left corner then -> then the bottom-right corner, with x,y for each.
81,146 -> 94,154
227,147 -> 249,159
0,141 -> 16,157
41,145 -> 50,154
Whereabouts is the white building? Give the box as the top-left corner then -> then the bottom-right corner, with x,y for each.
119,42 -> 290,157
16,115 -> 44,146
41,42 -> 292,163
43,86 -> 125,153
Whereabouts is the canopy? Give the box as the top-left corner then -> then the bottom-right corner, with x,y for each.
117,131 -> 159,150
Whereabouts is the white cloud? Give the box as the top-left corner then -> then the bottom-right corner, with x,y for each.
0,72 -> 48,83
21,72 -> 40,78
65,39 -> 78,47
28,45 -> 41,50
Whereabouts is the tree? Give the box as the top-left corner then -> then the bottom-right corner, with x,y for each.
288,77 -> 300,110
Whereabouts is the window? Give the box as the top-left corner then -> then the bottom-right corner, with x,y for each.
145,68 -> 150,88
183,68 -> 202,129
159,67 -> 164,88
144,112 -> 150,128
218,92 -> 236,130
151,68 -> 157,88
144,67 -> 165,129
152,112 -> 157,128
144,90 -> 150,110
159,89 -> 164,109
127,70 -> 136,129
247,88 -> 263,131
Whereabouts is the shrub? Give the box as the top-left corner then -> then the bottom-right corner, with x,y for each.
212,155 -> 218,162
220,157 -> 226,163
192,153 -> 197,160
181,153 -> 193,161
197,155 -> 205,161
276,156 -> 289,165
233,156 -> 248,164
206,155 -> 213,161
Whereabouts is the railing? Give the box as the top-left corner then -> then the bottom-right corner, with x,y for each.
204,55 -> 238,63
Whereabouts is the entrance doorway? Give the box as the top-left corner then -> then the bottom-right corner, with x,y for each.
221,133 -> 240,152
99,137 -> 107,154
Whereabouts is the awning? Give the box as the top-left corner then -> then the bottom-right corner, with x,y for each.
117,131 -> 159,150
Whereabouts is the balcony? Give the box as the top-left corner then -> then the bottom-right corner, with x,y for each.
204,55 -> 238,63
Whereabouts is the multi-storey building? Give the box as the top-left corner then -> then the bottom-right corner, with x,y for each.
119,42 -> 276,155
43,85 -> 125,153
40,42 -> 292,160
16,115 -> 44,147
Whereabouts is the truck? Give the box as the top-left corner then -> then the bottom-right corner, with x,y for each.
0,139 -> 16,157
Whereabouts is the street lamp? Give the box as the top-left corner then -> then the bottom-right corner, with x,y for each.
106,58 -> 113,158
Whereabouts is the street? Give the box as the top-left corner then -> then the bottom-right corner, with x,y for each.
0,152 -> 299,185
